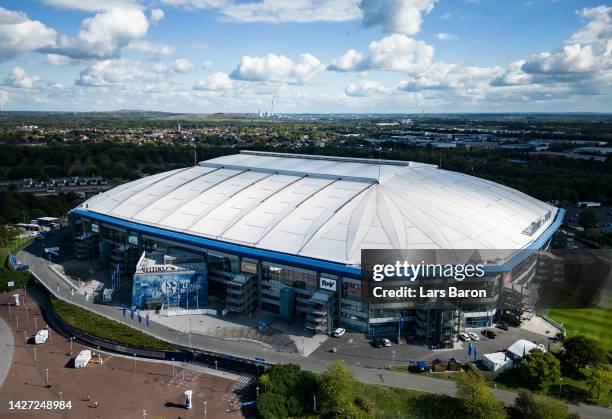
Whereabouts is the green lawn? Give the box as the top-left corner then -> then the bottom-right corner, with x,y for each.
540,291 -> 612,350
51,297 -> 178,351
355,382 -> 460,419
0,235 -> 33,293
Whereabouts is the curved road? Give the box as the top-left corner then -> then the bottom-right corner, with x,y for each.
19,245 -> 611,419
0,315 -> 15,388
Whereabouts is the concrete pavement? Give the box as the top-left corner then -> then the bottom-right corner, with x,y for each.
19,245 -> 611,418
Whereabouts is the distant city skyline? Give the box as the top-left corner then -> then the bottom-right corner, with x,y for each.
0,0 -> 610,113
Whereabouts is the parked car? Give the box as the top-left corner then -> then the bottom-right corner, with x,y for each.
373,338 -> 384,348
468,332 -> 480,341
496,323 -> 509,331
332,328 -> 346,338
483,329 -> 497,339
459,332 -> 470,341
382,338 -> 392,347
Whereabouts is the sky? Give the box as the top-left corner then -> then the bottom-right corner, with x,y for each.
0,0 -> 610,113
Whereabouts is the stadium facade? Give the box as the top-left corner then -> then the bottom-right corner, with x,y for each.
70,151 -> 564,346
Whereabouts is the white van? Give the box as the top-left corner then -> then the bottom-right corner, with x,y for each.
34,329 -> 49,344
74,350 -> 91,368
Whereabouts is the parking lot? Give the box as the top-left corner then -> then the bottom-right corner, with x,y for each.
311,323 -> 557,370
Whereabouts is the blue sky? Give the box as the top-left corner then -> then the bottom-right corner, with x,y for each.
0,0 -> 610,113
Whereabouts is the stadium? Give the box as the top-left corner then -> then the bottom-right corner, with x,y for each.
70,151 -> 564,346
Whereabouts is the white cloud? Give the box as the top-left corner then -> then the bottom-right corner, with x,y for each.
0,7 -> 57,61
0,90 -> 8,108
76,60 -> 146,86
328,49 -> 365,71
194,72 -> 234,90
230,53 -> 324,84
161,0 -> 361,23
345,80 -> 390,96
202,60 -> 214,70
127,41 -> 175,56
359,0 -> 437,35
151,8 -> 165,25
172,58 -> 194,72
522,44 -> 598,75
53,8 -> 149,59
41,0 -> 142,12
568,6 -> 611,44
490,60 -> 531,87
152,63 -> 169,73
398,62 -> 501,91
436,32 -> 457,41
46,54 -> 78,65
144,81 -> 171,93
329,34 -> 434,73
4,67 -> 40,88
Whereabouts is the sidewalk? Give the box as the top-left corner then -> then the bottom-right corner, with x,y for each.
0,315 -> 14,388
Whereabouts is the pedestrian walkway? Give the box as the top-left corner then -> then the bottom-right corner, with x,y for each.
0,315 -> 15,387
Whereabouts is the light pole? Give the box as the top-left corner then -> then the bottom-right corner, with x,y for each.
15,315 -> 18,330
23,331 -> 27,345
133,353 -> 137,373
45,368 -> 50,387
69,337 -> 74,355
34,347 -> 37,365
256,386 -> 259,398
172,358 -> 175,378
203,401 -> 207,419
34,316 -> 37,331
559,377 -> 564,396
214,360 -> 218,370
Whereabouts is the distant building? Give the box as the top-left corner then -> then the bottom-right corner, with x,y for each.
572,147 -> 612,156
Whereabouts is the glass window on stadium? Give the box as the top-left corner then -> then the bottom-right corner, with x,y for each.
341,278 -> 361,301
262,262 -> 317,292
241,258 -> 258,275
207,250 -> 239,273
142,237 -> 168,253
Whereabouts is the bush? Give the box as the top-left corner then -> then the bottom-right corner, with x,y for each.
256,364 -> 317,417
355,394 -> 374,414
257,392 -> 288,419
456,370 -> 507,419
519,350 -> 560,390
511,390 -> 573,419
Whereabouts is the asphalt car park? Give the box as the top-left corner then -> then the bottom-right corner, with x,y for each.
311,324 -> 555,370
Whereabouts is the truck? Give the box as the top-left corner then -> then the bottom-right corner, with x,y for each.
34,328 -> 49,344
577,201 -> 601,208
74,350 -> 91,368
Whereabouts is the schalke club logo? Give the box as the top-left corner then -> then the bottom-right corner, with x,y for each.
161,279 -> 178,295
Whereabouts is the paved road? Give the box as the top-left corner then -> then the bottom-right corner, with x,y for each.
19,246 -> 611,418
0,314 -> 15,388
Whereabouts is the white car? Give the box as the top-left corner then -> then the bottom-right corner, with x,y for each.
332,328 -> 346,338
468,332 -> 480,341
459,332 -> 471,341
382,338 -> 392,347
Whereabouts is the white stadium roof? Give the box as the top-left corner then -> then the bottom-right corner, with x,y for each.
79,151 -> 558,267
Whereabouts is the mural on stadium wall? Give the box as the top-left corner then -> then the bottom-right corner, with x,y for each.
131,268 -> 208,309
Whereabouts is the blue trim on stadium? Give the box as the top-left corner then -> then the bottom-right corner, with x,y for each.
71,209 -> 362,278
71,207 -> 564,278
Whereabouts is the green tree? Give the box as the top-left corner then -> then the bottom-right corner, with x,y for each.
456,370 -> 507,419
519,350 -> 561,390
586,365 -> 611,399
561,335 -> 606,376
319,361 -> 357,418
513,390 -> 573,419
257,392 -> 288,419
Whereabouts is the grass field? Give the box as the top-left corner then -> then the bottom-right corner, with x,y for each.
51,297 -> 178,351
354,382 -> 459,419
0,236 -> 33,293
540,291 -> 612,350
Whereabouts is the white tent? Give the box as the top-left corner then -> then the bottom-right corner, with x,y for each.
483,352 -> 513,371
507,339 -> 544,359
